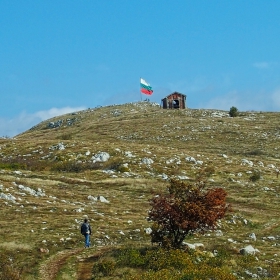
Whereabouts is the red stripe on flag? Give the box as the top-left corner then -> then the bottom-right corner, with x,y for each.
141,88 -> 153,95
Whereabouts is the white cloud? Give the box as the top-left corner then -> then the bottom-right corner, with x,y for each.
0,106 -> 86,138
199,89 -> 280,112
33,107 -> 86,120
198,91 -> 240,111
253,62 -> 270,69
253,61 -> 278,70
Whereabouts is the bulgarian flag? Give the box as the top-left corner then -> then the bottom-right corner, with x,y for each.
140,78 -> 153,95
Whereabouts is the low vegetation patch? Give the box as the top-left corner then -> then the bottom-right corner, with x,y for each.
91,246 -> 237,280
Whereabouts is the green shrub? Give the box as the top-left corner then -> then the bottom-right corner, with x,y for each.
58,133 -> 72,140
236,254 -> 257,269
128,268 -> 180,280
145,248 -> 194,271
0,157 -> 47,171
206,245 -> 231,267
92,257 -> 116,277
191,266 -> 236,280
132,266 -> 237,280
50,161 -> 101,173
103,157 -> 123,171
117,164 -> 130,173
92,247 -> 237,280
201,165 -> 215,177
249,170 -> 261,182
246,149 -> 264,156
125,261 -> 236,280
229,106 -> 238,117
0,162 -> 26,170
116,248 -> 146,267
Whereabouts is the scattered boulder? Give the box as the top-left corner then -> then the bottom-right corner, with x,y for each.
144,227 -> 152,234
48,120 -> 63,128
18,185 -> 45,197
49,142 -> 65,150
267,164 -> 276,169
267,236 -> 276,240
98,195 -> 109,203
124,151 -> 135,158
183,242 -> 205,250
91,152 -> 110,163
240,245 -> 260,255
0,192 -> 16,203
87,195 -> 110,203
87,195 -> 97,202
47,118 -> 78,129
159,173 -> 168,180
249,233 -> 257,241
185,156 -> 196,163
177,175 -> 189,180
241,159 -> 254,167
141,158 -> 154,165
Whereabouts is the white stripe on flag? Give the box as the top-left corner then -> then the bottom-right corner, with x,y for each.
140,78 -> 150,86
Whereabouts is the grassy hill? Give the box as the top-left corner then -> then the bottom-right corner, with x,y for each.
0,101 -> 280,279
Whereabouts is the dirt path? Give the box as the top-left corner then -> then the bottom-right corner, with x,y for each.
38,247 -> 108,280
76,251 -> 102,280
38,248 -> 84,280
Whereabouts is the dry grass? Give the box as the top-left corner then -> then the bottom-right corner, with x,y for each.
1,102 -> 280,279
0,241 -> 32,251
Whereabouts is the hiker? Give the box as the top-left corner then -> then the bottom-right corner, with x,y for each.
81,218 -> 92,248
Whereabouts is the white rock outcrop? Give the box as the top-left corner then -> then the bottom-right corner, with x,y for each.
91,152 -> 110,163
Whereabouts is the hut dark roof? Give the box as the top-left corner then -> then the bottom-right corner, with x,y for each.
162,92 -> 186,100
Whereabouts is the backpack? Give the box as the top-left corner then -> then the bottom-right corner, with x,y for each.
81,223 -> 89,235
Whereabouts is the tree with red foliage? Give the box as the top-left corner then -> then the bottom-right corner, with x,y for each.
148,179 -> 228,248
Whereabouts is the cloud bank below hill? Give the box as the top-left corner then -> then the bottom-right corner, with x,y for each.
0,107 -> 86,138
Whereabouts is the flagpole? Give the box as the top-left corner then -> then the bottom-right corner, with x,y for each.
140,77 -> 142,101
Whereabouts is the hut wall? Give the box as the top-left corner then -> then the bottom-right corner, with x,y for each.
161,92 -> 187,109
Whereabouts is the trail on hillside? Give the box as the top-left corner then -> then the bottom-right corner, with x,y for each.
76,250 -> 105,280
38,247 -> 108,280
38,248 -> 83,280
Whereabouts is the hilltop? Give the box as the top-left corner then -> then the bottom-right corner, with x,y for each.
0,101 -> 280,279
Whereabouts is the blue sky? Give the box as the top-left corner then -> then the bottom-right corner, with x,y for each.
1,0 -> 280,137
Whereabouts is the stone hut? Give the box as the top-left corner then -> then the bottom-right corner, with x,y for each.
161,92 -> 187,109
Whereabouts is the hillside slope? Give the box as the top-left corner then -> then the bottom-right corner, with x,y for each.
0,101 -> 280,279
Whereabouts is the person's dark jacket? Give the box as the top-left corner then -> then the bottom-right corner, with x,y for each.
81,222 -> 92,235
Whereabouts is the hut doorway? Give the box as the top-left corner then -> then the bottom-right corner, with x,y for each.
172,99 -> 179,109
